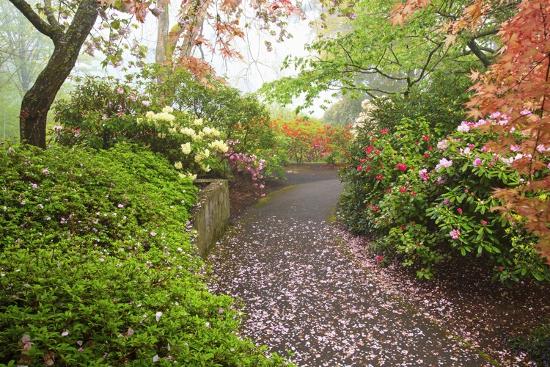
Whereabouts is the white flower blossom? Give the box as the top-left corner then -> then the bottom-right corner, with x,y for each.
180,143 -> 192,155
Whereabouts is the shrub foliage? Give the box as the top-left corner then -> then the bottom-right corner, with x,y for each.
0,143 -> 290,366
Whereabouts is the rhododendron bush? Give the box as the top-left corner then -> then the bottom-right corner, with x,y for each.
54,74 -> 285,184
391,0 -> 550,263
56,103 -> 229,177
339,116 -> 550,282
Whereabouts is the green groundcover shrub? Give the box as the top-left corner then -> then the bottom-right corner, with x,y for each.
0,143 -> 290,366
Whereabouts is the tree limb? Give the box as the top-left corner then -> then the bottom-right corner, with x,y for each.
44,0 -> 64,34
8,0 -> 62,40
467,39 -> 491,67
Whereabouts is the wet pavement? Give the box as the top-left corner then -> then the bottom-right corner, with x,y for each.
208,165 -> 492,366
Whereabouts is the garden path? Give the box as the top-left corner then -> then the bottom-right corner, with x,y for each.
208,165 -> 490,367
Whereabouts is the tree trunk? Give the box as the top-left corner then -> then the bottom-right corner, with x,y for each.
155,0 -> 170,64
19,0 -> 98,147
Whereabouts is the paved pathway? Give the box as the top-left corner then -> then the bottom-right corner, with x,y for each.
208,166 -> 491,367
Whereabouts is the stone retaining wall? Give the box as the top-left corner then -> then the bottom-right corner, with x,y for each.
193,179 -> 230,258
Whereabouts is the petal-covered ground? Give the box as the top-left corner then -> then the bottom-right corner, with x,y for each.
208,165 -> 541,366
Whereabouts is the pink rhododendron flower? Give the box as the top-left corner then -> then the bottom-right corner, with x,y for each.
437,139 -> 449,150
457,208 -> 463,215
419,168 -> 429,182
473,157 -> 482,167
457,121 -> 471,132
536,144 -> 547,153
435,158 -> 453,171
510,145 -> 521,152
449,229 -> 461,240
374,255 -> 384,263
375,174 -> 384,181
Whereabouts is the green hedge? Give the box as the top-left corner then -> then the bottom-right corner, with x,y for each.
0,143 -> 290,366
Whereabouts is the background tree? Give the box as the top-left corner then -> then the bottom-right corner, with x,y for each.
154,0 -> 303,69
0,1 -> 53,140
323,95 -> 363,125
8,0 -> 102,147
260,0 -> 512,108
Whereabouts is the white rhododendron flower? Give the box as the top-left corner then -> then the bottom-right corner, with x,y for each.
174,161 -> 183,170
180,143 -> 192,154
180,127 -> 196,137
202,126 -> 221,137
209,140 -> 229,153
162,106 -> 174,113
179,172 -> 197,181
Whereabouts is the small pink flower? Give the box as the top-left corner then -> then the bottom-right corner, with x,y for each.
520,109 -> 532,116
480,219 -> 488,226
449,229 -> 461,240
536,144 -> 547,153
457,208 -> 463,215
457,121 -> 471,133
419,168 -> 429,182
473,157 -> 482,167
375,255 -> 384,263
116,86 -> 124,94
510,145 -> 521,152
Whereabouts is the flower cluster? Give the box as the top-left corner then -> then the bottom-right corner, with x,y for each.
140,107 -> 230,176
226,140 -> 267,196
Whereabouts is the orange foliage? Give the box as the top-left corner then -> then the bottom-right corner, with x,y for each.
273,118 -> 351,163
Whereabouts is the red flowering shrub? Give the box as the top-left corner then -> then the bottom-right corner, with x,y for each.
272,118 -> 351,163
